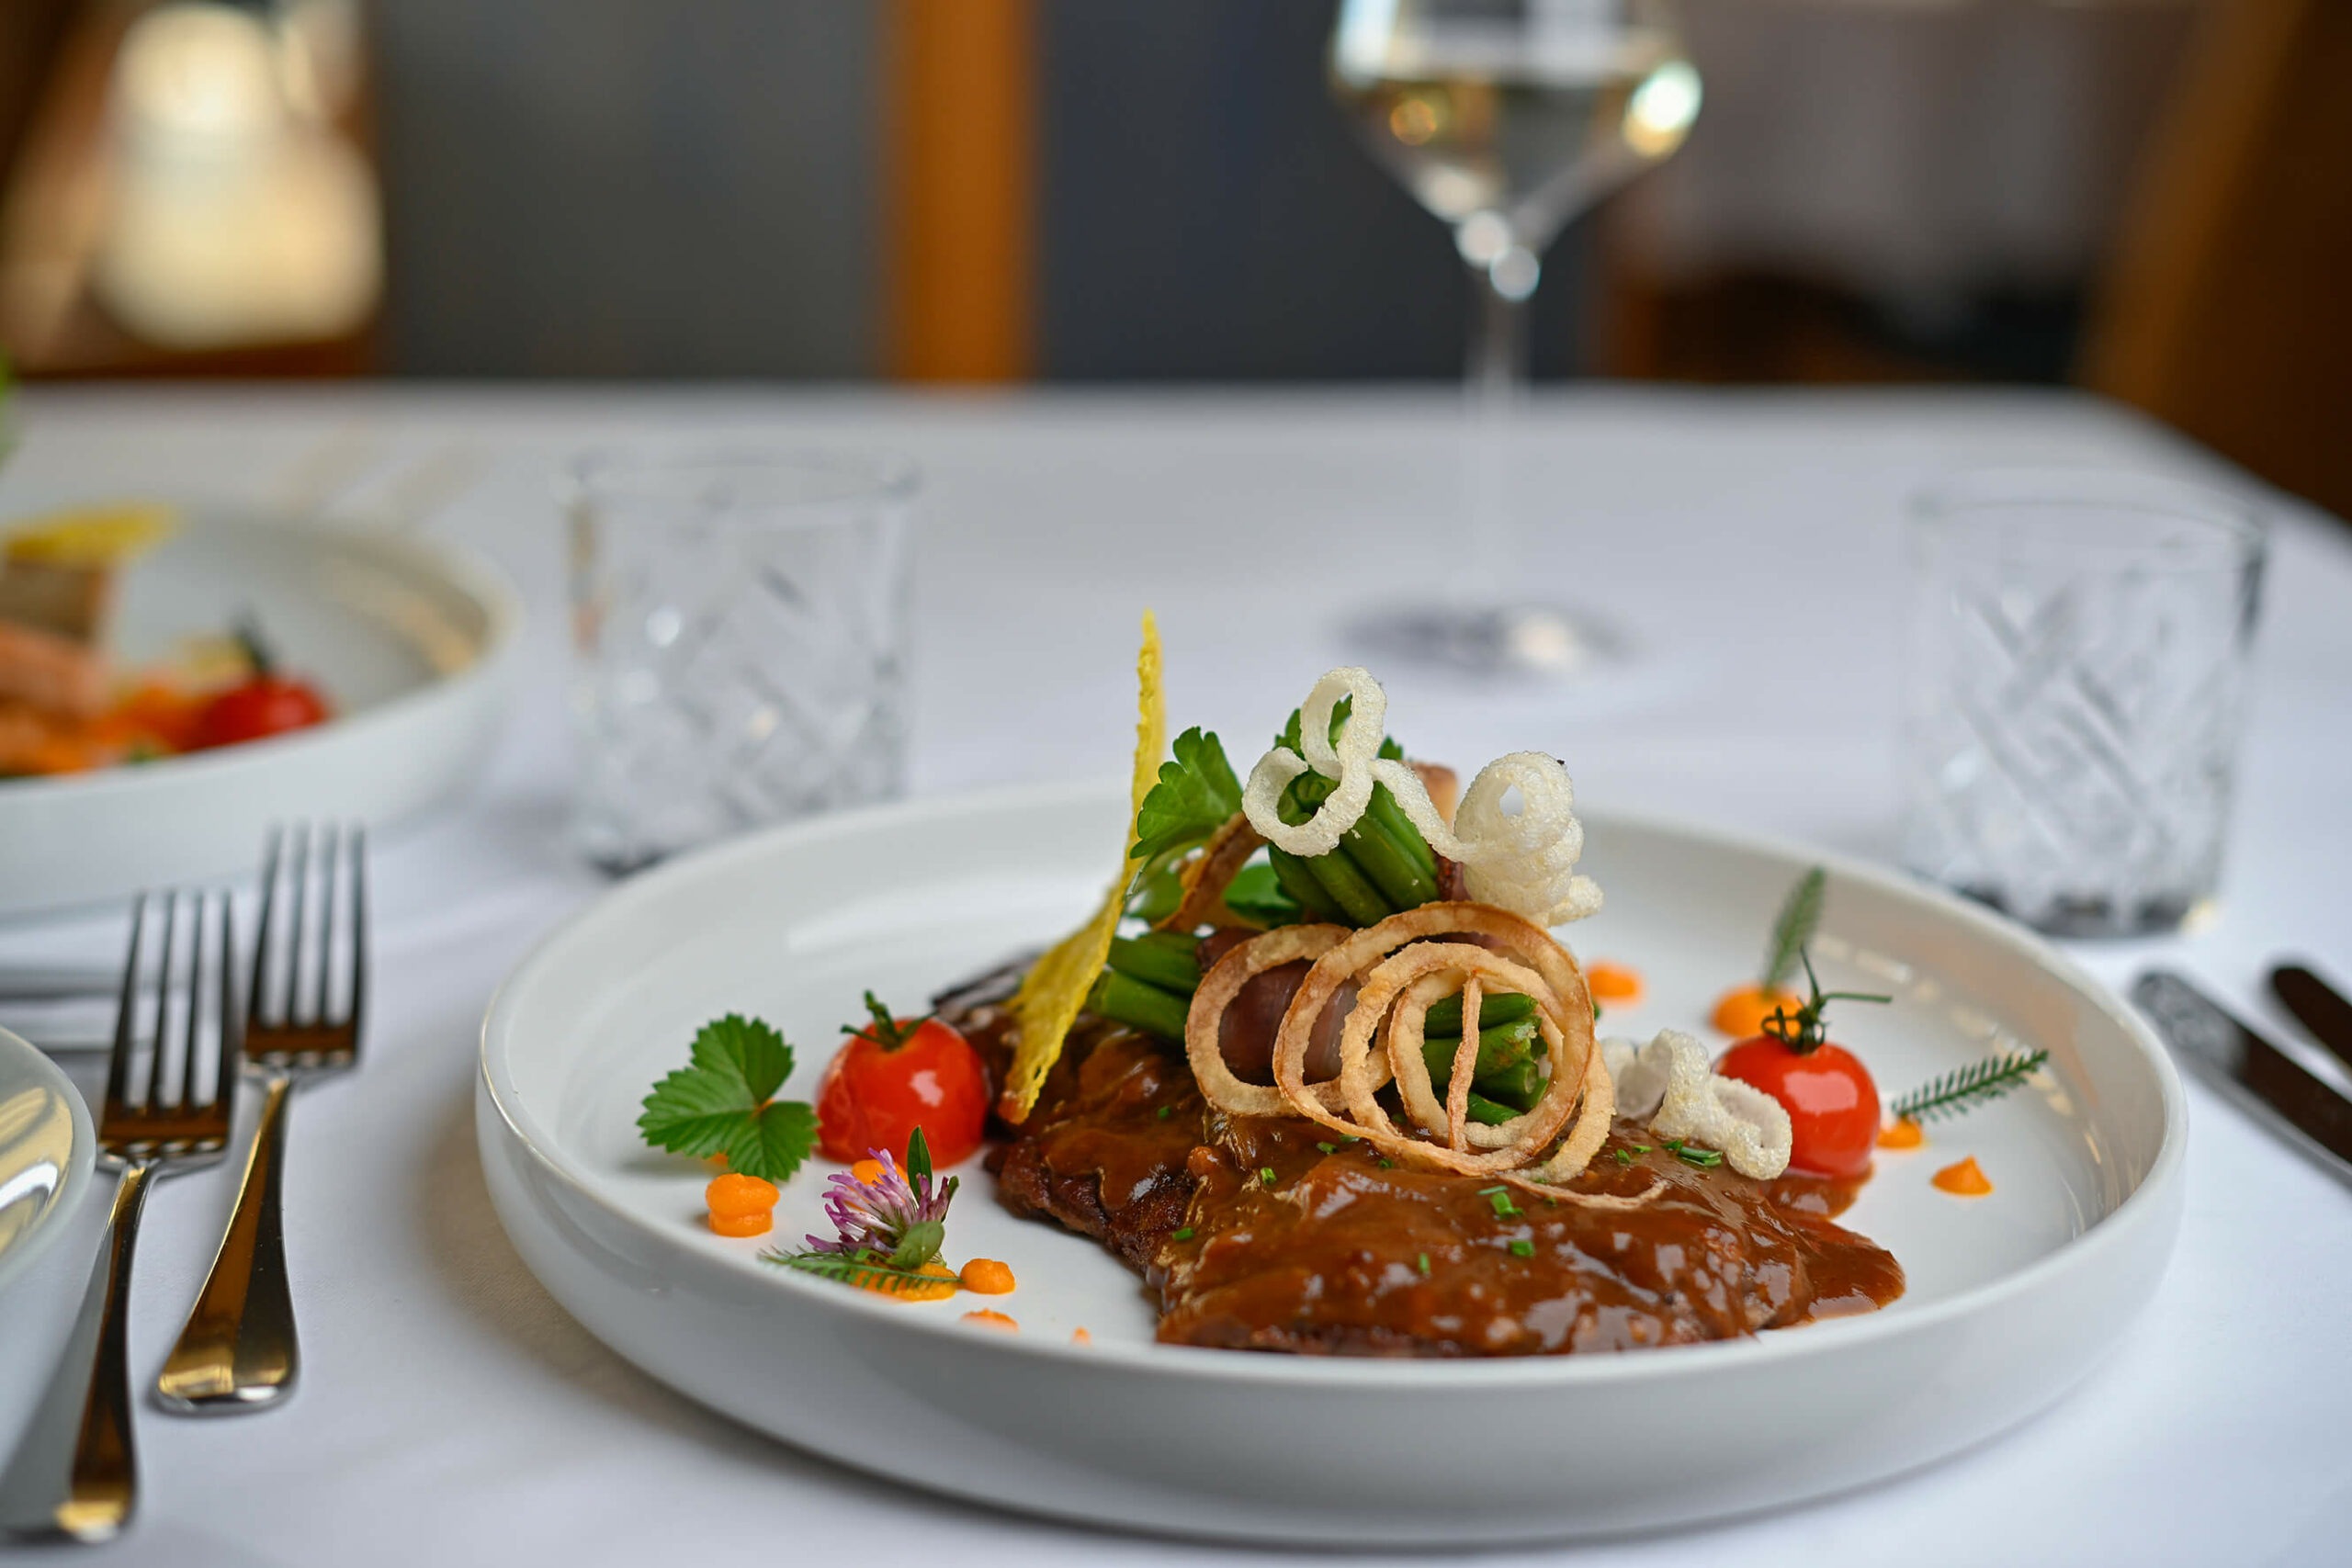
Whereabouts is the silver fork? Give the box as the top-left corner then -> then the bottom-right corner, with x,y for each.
0,891 -> 239,1542
157,824 -> 365,1414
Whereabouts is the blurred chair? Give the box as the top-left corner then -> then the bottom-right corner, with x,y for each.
2080,0 -> 2352,520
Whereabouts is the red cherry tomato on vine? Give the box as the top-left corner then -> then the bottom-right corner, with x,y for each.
1716,1036 -> 1880,1179
817,993 -> 989,1168
195,676 -> 330,750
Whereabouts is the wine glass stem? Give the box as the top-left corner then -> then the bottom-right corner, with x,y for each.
1465,265 -> 1530,408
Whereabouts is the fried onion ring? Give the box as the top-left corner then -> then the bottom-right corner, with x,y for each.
1185,924 -> 1349,1118
1154,812 -> 1267,932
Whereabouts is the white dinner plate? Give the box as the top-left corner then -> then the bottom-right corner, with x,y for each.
0,1027 -> 95,1299
0,511 -> 520,917
478,784 -> 2186,1544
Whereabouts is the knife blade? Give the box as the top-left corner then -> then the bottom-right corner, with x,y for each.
2271,964 -> 2352,1075
2133,969 -> 2352,1190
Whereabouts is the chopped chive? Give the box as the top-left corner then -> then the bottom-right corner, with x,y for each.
1316,1141 -> 1337,1154
1417,1252 -> 1430,1276
1378,1157 -> 1393,1168
1612,1148 -> 1634,1167
1509,1238 -> 1535,1258
1156,1104 -> 1172,1120
1171,1226 -> 1194,1242
1486,1190 -> 1520,1217
1476,1185 -> 1506,1194
1259,1167 -> 1277,1186
1630,1144 -> 1652,1155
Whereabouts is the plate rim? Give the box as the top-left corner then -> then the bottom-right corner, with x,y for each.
0,511 -> 524,806
479,778 -> 2188,1390
0,1025 -> 97,1297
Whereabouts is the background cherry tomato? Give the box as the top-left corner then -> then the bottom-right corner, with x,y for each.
1716,1036 -> 1880,1179
817,1013 -> 989,1168
195,676 -> 331,750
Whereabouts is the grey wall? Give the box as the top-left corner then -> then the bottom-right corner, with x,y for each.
370,0 -> 879,378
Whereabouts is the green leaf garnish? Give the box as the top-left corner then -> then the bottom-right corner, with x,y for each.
638,1013 -> 817,1183
1761,866 -> 1826,992
1128,726 -> 1243,884
906,1125 -> 934,1183
1890,1048 -> 2050,1124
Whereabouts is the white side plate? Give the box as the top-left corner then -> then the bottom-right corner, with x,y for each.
0,513 -> 521,916
478,784 -> 2185,1544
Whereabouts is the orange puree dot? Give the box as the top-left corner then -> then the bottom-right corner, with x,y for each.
961,1309 -> 1019,1332
850,1158 -> 886,1184
1932,1156 -> 1993,1197
1587,962 -> 1645,1006
704,1173 -> 779,1216
1713,985 -> 1804,1038
1877,1117 -> 1925,1150
959,1258 -> 1016,1295
1070,1327 -> 1092,1345
707,1210 -> 772,1238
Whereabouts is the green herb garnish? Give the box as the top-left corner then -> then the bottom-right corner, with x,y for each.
1316,1141 -> 1338,1154
1128,726 -> 1243,887
1611,1148 -> 1634,1167
764,1251 -> 949,1291
638,1014 -> 817,1182
1891,1048 -> 2050,1124
1259,1167 -> 1277,1186
1661,1138 -> 1724,1168
1508,1238 -> 1535,1258
1417,1252 -> 1430,1276
1479,1186 -> 1521,1217
1157,1104 -> 1173,1120
1172,1226 -> 1195,1242
1761,866 -> 1827,992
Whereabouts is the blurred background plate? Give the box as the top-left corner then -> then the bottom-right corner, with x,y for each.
0,512 -> 520,917
0,1024 -> 93,1298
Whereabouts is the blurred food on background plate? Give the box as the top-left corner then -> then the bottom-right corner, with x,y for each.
0,503 -> 330,777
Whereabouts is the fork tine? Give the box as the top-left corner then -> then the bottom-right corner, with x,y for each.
151,890 -> 180,1109
167,889 -> 209,1116
286,823 -> 312,1027
347,824 -> 368,1033
214,891 -> 240,1110
311,822 -> 341,1026
105,894 -> 147,1115
252,825 -> 284,1028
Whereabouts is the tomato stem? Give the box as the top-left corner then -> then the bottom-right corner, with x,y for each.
1760,951 -> 1891,1054
845,989 -> 930,1052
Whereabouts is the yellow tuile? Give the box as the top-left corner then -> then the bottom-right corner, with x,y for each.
1000,611 -> 1165,1122
4,503 -> 179,567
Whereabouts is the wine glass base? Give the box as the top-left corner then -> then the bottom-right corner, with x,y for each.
1344,602 -> 1623,679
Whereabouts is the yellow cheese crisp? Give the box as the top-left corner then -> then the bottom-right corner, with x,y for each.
1000,611 -> 1165,1122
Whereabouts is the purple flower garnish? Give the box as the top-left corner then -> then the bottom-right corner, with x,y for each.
803,1148 -> 958,1266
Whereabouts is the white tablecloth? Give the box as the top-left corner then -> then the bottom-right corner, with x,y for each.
2,387 -> 2348,1567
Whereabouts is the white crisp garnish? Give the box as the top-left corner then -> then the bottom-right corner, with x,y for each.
1602,1030 -> 1792,1180
1242,667 -> 1601,928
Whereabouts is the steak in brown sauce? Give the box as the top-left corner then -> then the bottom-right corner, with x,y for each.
941,979 -> 1903,1357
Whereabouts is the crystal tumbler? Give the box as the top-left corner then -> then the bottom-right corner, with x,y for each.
1898,469 -> 2265,937
566,449 -> 914,873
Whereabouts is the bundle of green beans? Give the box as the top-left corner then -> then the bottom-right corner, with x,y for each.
1087,931 -> 1202,1041
1266,761 -> 1440,929
1417,991 -> 1545,1123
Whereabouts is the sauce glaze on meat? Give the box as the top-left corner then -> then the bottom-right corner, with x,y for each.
947,976 -> 1904,1357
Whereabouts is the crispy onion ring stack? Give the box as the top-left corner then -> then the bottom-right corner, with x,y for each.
1184,901 -> 1621,1193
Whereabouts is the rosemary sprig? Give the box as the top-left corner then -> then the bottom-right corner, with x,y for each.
762,1248 -> 947,1290
1760,866 -> 1826,992
1889,1048 -> 2050,1124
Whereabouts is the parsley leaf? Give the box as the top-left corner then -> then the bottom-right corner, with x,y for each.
1128,726 -> 1243,884
638,1013 -> 818,1183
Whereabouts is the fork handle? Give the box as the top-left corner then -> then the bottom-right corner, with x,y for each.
156,1075 -> 299,1416
0,1161 -> 156,1542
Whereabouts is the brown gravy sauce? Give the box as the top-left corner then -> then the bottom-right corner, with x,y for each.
949,979 -> 1904,1357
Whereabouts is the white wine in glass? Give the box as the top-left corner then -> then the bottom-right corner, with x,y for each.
1330,0 -> 1700,672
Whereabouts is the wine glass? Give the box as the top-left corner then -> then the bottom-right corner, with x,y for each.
1329,0 -> 1701,674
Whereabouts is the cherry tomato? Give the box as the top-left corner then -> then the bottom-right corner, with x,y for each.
817,994 -> 989,1168
1716,1036 -> 1880,1179
195,677 -> 330,750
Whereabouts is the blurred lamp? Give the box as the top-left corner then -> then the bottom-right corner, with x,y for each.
91,2 -> 380,351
